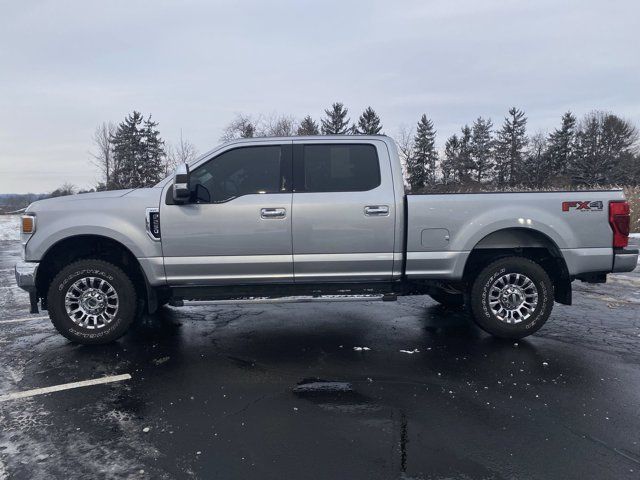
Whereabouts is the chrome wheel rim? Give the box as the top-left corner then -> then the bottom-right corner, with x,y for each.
64,277 -> 119,329
488,273 -> 538,324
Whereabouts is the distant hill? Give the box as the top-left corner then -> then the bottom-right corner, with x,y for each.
0,193 -> 48,214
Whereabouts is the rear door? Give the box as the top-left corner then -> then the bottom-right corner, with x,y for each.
291,139 -> 396,282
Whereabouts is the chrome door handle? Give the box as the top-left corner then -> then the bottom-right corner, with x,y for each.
364,205 -> 389,216
261,208 -> 286,219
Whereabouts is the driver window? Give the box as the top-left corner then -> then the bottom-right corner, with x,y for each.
191,146 -> 283,203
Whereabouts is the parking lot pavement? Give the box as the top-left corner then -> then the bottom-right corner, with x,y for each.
0,239 -> 639,480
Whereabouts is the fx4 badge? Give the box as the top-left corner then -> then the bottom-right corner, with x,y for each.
562,201 -> 604,212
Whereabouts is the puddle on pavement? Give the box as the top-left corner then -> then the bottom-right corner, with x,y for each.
293,378 -> 382,413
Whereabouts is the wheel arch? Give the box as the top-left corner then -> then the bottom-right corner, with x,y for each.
36,234 -> 156,312
462,227 -> 572,305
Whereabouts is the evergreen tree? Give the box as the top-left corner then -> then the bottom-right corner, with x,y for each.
470,117 -> 494,183
457,125 -> 474,184
406,114 -> 438,190
110,111 -> 166,189
297,116 -> 320,135
355,106 -> 383,134
570,111 -> 638,186
111,111 -> 144,189
321,102 -> 350,134
442,134 -> 460,185
141,115 -> 166,186
571,115 -> 605,186
494,107 -> 528,186
546,111 -> 576,178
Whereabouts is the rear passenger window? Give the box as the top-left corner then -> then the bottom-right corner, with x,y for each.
301,144 -> 380,192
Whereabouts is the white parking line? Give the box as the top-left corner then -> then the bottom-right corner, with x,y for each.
0,374 -> 132,402
0,316 -> 49,324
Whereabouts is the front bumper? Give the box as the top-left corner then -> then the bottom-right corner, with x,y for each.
15,261 -> 39,291
15,262 -> 40,313
612,248 -> 639,273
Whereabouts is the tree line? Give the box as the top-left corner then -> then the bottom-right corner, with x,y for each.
221,102 -> 382,140
78,104 -> 639,195
416,108 -> 639,191
3,105 -> 636,213
222,103 -> 640,191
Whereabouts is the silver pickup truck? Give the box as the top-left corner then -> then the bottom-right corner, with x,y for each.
15,135 -> 638,344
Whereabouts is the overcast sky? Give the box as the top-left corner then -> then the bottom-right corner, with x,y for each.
1,0 -> 638,193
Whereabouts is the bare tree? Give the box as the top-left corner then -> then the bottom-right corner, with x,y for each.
220,114 -> 256,141
50,182 -> 76,198
523,131 -> 549,187
90,122 -> 116,188
222,113 -> 300,140
258,114 -> 298,137
394,125 -> 414,188
166,131 -> 199,174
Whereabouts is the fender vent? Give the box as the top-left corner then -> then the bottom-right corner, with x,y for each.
146,208 -> 161,240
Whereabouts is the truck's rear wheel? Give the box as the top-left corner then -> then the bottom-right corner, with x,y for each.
469,257 -> 553,339
47,259 -> 137,344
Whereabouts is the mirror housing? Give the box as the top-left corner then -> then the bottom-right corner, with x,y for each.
172,164 -> 191,204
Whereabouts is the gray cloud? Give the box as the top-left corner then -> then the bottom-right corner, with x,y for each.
1,0 -> 638,192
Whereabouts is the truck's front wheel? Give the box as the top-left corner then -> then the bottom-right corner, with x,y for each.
469,257 -> 553,339
47,259 -> 137,344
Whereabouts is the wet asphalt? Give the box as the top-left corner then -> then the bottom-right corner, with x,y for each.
0,238 -> 639,480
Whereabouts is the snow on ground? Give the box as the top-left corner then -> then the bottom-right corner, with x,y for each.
0,216 -> 19,242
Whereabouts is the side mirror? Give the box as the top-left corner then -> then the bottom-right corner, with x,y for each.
172,164 -> 191,204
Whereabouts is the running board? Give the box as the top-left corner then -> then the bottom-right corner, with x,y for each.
171,294 -> 397,307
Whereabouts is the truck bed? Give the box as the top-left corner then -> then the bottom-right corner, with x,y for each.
405,190 -> 625,280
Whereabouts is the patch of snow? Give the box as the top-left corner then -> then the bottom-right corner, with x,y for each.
353,346 -> 370,351
629,233 -> 640,238
0,455 -> 7,480
399,349 -> 420,354
0,216 -> 20,242
152,357 -> 170,366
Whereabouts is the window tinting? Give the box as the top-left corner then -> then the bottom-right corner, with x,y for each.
302,144 -> 380,192
191,146 -> 283,203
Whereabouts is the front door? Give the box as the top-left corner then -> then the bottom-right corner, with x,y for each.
291,140 -> 396,282
161,142 -> 293,285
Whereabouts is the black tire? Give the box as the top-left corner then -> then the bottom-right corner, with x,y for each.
469,257 -> 553,339
47,259 -> 138,344
429,291 -> 464,308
